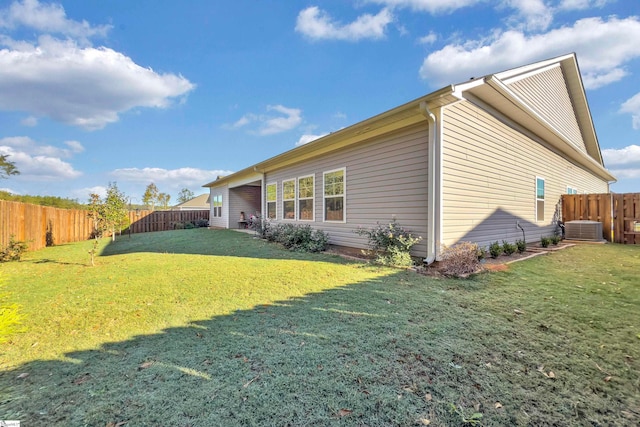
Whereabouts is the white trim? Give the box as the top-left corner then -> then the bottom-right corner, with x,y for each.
282,178 -> 296,220
297,174 -> 315,221
322,167 -> 346,223
536,176 -> 545,223
266,181 -> 277,220
566,185 -> 578,195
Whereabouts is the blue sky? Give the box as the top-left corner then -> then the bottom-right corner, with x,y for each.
1,0 -> 639,204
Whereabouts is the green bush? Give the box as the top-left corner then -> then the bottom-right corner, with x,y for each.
502,240 -> 517,256
440,242 -> 481,277
266,223 -> 329,253
516,239 -> 527,254
355,219 -> 421,267
489,241 -> 502,259
550,234 -> 561,245
0,235 -> 29,262
184,222 -> 195,229
540,236 -> 552,248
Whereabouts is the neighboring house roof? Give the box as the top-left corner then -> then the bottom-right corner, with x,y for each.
172,193 -> 210,210
204,53 -> 615,189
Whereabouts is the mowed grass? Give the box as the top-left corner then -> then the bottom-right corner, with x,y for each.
0,229 -> 639,426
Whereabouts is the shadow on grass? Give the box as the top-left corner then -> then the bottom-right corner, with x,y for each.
99,228 -> 350,264
3,262 -> 637,426
1,272 -> 445,426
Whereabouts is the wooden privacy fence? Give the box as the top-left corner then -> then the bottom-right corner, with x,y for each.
562,193 -> 640,244
125,210 -> 209,234
0,200 -> 95,251
0,200 -> 211,252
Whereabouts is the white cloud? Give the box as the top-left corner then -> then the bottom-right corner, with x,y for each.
419,16 -> 640,90
111,167 -> 234,188
0,136 -> 83,180
0,36 -> 195,130
602,145 -> 640,180
226,105 -> 303,135
502,0 -> 553,31
20,115 -> 37,127
64,140 -> 84,153
0,0 -> 111,42
620,93 -> 640,130
602,145 -> 640,167
366,0 -> 481,14
71,186 -> 107,200
296,133 -> 329,147
557,0 -> 611,10
418,32 -> 437,44
261,105 -> 302,135
0,187 -> 18,194
295,6 -> 394,41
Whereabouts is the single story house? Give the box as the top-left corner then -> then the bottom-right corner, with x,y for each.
204,53 -> 616,262
172,193 -> 210,211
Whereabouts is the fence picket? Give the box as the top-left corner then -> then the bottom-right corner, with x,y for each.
1,200 -> 210,252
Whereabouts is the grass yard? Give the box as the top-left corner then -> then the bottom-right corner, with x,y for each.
0,228 -> 639,426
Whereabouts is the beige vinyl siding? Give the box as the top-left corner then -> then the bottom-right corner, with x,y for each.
208,185 -> 229,228
441,101 -> 608,247
229,185 -> 261,227
507,65 -> 588,155
265,124 -> 429,257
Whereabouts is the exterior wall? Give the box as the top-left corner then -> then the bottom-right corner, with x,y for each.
208,185 -> 229,228
440,100 -> 609,247
506,65 -> 588,155
265,123 -> 430,257
229,185 -> 261,228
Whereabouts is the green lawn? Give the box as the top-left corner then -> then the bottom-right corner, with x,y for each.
1,229 -> 638,426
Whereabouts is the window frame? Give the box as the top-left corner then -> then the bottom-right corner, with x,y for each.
536,177 -> 545,222
297,174 -> 315,221
323,167 -> 346,223
282,178 -> 296,220
212,194 -> 223,218
566,186 -> 578,195
266,182 -> 277,220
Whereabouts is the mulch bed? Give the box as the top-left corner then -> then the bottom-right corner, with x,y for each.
324,242 -> 577,277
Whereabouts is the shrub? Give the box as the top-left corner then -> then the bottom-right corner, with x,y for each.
354,219 -> 422,267
184,222 -> 195,229
440,242 -> 482,277
489,241 -> 502,259
550,234 -> 561,245
540,236 -> 551,248
0,236 -> 29,262
477,246 -> 486,260
265,223 -> 329,253
502,240 -> 517,256
516,239 -> 527,254
248,214 -> 270,238
195,219 -> 209,228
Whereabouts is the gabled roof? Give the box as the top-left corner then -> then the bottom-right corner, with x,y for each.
172,193 -> 210,208
205,53 -> 614,187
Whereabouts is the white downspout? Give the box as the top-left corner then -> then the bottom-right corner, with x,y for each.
420,102 -> 442,264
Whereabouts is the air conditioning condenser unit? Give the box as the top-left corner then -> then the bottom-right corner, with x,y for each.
564,220 -> 603,241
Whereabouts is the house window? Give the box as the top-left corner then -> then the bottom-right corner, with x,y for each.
324,168 -> 345,222
212,194 -> 222,218
536,177 -> 545,222
567,186 -> 578,195
266,183 -> 277,219
282,179 -> 296,220
298,175 -> 314,221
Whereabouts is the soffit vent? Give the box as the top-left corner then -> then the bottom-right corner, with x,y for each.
565,220 -> 603,241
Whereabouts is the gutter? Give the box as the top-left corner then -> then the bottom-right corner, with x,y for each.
420,102 -> 442,265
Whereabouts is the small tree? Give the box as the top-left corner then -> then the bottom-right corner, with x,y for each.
157,192 -> 171,210
142,183 -> 159,211
0,154 -> 19,179
177,188 -> 194,204
88,183 -> 129,242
